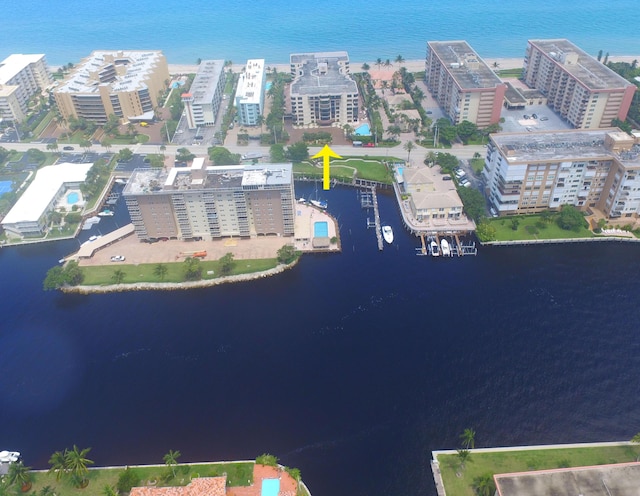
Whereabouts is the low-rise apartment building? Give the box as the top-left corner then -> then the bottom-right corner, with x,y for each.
0,54 -> 52,123
235,59 -> 266,126
123,159 -> 295,241
53,50 -> 169,125
289,51 -> 359,126
424,41 -> 506,127
523,39 -> 636,129
483,128 -> 640,219
182,60 -> 226,130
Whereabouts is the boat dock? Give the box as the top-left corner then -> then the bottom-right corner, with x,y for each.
416,234 -> 477,257
360,187 -> 383,251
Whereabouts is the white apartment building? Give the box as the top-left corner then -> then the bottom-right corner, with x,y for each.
235,59 -> 266,126
523,39 -> 636,129
483,128 -> 640,219
424,41 -> 506,127
0,54 -> 52,123
289,52 -> 359,126
182,60 -> 225,130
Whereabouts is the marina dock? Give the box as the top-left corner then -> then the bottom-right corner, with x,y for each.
361,187 -> 383,250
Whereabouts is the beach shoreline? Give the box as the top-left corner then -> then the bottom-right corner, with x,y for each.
166,55 -> 640,75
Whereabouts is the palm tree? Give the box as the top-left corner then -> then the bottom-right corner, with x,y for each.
375,58 -> 383,70
403,141 -> 415,161
163,450 -> 181,478
154,264 -> 168,281
48,450 -> 68,481
460,428 -> 476,449
387,125 -> 402,141
101,139 -> 111,152
395,55 -> 405,66
7,462 -> 32,491
80,140 -> 92,153
361,63 -> 370,71
65,445 -> 94,488
384,59 -> 391,68
472,474 -> 495,496
631,432 -> 640,460
456,449 -> 471,469
112,269 -> 125,284
424,151 -> 437,167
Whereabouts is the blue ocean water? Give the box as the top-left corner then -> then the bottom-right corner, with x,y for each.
1,185 -> 640,496
1,0 -> 639,66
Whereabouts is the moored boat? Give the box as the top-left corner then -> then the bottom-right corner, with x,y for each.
441,238 -> 451,257
309,199 -> 328,210
382,225 -> 393,244
98,209 -> 114,216
430,240 -> 440,256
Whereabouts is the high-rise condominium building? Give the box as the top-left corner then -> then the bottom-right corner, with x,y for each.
424,41 -> 506,128
181,60 -> 226,130
123,159 -> 295,241
289,52 -> 359,126
235,59 -> 266,127
53,50 -> 169,125
483,128 -> 640,219
0,54 -> 52,123
523,39 -> 636,129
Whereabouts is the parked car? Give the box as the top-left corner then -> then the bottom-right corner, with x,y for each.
460,179 -> 471,187
63,146 -> 74,150
442,175 -> 452,181
110,255 -> 126,262
523,114 -> 529,119
540,116 -> 549,121
532,113 -> 538,119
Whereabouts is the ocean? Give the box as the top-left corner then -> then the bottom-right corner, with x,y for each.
1,0 -> 639,67
1,184 -> 640,496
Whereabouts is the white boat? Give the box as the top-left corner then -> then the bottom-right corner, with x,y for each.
81,216 -> 101,230
98,209 -> 114,217
309,199 -> 328,210
0,451 -> 20,463
441,238 -> 451,257
430,240 -> 440,256
114,178 -> 127,185
297,197 -> 306,204
382,225 -> 393,244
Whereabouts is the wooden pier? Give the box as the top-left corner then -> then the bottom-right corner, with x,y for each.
371,187 -> 383,250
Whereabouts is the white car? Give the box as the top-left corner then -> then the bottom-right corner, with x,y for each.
110,255 -> 126,262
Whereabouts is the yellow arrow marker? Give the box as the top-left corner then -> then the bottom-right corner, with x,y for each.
312,144 -> 342,190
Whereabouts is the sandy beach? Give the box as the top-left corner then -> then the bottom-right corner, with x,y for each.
168,55 -> 640,75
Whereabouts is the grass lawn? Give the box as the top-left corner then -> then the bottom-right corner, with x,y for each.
438,444 -> 638,496
32,111 -> 55,137
488,215 -> 593,241
293,157 -> 392,184
497,68 -> 523,78
470,158 -> 484,175
80,258 -> 279,285
25,462 -> 254,496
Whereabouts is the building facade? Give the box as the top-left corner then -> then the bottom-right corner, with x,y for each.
289,52 -> 359,126
523,39 -> 636,129
482,128 -> 640,219
235,59 -> 266,126
182,60 -> 225,130
424,41 -> 506,127
0,54 -> 52,123
123,160 -> 295,241
53,51 -> 169,125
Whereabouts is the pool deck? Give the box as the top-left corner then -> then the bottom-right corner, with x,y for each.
293,203 -> 340,252
228,464 -> 298,496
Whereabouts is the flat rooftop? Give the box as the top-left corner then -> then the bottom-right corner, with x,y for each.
235,59 -> 265,105
124,163 -> 293,195
56,50 -> 166,94
495,462 -> 640,496
528,39 -> 633,90
490,128 -> 640,166
187,60 -> 225,105
427,41 -> 503,90
290,52 -> 357,96
0,54 -> 45,84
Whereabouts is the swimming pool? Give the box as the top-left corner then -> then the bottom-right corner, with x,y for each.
261,479 -> 280,496
354,123 -> 371,136
314,221 -> 329,237
0,180 -> 12,194
66,192 -> 80,205
265,81 -> 272,91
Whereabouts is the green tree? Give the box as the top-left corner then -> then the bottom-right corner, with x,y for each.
277,245 -> 297,264
102,485 -> 118,496
116,468 -> 140,494
163,450 -> 181,478
101,139 -> 112,152
208,146 -> 241,165
556,204 -> 586,231
111,269 -> 125,284
183,257 -> 203,281
80,139 -> 92,152
510,218 -> 520,231
7,462 -> 32,491
403,141 -> 415,162
27,148 -> 46,164
456,120 -> 478,143
436,152 -> 460,173
218,252 -> 235,276
270,143 -> 286,162
153,264 -> 168,281
64,445 -> 94,488
361,63 -> 370,71
43,267 -> 67,291
256,454 -> 278,467
460,428 -> 476,449
475,220 -> 497,242
46,141 -> 59,152
395,55 -> 405,66
116,148 -> 133,162
472,474 -> 496,496
287,142 -> 309,162
456,449 -> 471,469
386,125 -> 402,141
176,147 -> 195,163
457,187 -> 486,223
48,450 -> 68,481
103,114 -> 120,136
